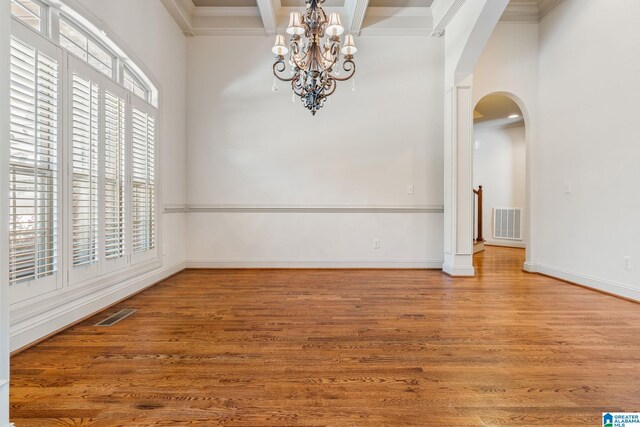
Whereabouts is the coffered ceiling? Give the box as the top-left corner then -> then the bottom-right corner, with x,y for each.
162,0 -> 564,37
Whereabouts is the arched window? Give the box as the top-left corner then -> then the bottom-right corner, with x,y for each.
8,0 -> 159,303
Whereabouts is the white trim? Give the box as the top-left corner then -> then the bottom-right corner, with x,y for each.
442,253 -> 475,276
523,261 -> 537,273
164,204 -> 445,214
190,27 -> 435,38
191,27 -> 266,37
256,0 -> 277,36
538,0 -> 566,20
187,259 -> 443,269
442,263 -> 475,276
0,1 -> 10,423
500,0 -> 566,22
528,263 -> 640,302
193,7 -> 260,17
500,2 -> 539,22
159,0 -> 194,36
485,240 -> 526,249
10,261 -> 186,353
430,0 -> 466,37
345,0 -> 370,35
160,2 -> 438,37
163,204 -> 189,213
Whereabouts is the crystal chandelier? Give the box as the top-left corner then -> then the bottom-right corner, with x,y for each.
272,0 -> 358,115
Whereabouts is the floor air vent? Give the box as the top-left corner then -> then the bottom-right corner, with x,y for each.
95,309 -> 136,326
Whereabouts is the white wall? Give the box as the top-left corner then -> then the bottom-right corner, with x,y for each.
1,0 -> 11,423
473,123 -> 526,247
186,36 -> 445,267
9,0 -> 189,351
535,0 -> 640,300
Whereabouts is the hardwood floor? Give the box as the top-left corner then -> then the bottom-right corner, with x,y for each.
10,247 -> 640,426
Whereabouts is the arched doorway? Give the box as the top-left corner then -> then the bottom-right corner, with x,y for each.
472,92 -> 531,267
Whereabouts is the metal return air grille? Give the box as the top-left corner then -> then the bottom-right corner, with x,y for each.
493,208 -> 523,240
94,309 -> 136,326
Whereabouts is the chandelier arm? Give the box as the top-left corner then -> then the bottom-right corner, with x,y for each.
323,42 -> 341,72
292,49 -> 308,70
292,80 -> 304,97
330,59 -> 356,82
323,78 -> 337,97
273,60 -> 296,82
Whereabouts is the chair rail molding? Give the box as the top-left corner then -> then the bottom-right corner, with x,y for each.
164,204 -> 444,214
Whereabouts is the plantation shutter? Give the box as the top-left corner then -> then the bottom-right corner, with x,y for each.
69,58 -> 100,283
131,101 -> 157,263
102,80 -> 127,274
8,24 -> 62,303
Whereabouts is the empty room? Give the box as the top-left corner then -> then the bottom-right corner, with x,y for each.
1,0 -> 639,425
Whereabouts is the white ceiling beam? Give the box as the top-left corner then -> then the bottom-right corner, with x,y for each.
430,0 -> 466,37
160,0 -> 194,36
256,0 -> 278,36
344,0 -> 369,36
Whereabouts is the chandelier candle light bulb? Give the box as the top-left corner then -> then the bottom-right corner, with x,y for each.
272,0 -> 357,115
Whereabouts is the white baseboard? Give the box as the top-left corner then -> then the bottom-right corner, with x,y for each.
485,239 -> 526,249
531,263 -> 639,302
523,262 -> 538,273
10,261 -> 186,353
186,259 -> 444,269
442,263 -> 475,277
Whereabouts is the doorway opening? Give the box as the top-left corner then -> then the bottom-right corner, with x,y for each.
472,93 -> 528,263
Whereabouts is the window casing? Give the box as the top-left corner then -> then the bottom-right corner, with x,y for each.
9,3 -> 159,304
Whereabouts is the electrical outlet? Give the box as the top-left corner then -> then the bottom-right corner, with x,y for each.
624,256 -> 632,270
564,182 -> 572,194
373,239 -> 381,249
407,185 -> 414,195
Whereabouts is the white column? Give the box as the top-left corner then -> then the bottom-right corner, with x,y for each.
1,3 -> 11,427
443,75 -> 475,276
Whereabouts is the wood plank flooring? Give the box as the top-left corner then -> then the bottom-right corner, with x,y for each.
10,247 -> 640,426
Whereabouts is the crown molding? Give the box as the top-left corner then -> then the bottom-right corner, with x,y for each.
500,1 -> 539,22
500,0 -> 567,23
538,0 -> 566,20
160,0 -> 194,36
192,27 -> 266,37
193,7 -> 260,17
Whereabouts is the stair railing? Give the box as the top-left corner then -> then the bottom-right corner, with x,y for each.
473,185 -> 485,243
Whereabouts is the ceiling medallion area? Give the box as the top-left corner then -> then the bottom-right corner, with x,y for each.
271,0 -> 358,115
